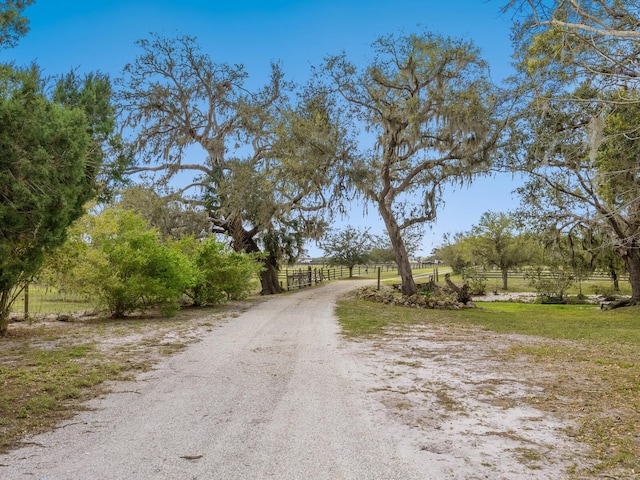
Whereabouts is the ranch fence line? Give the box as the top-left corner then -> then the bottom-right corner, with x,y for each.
280,265 -> 366,290
11,264 -> 624,318
471,270 -> 628,282
279,262 -> 426,291
11,284 -> 91,319
13,263 -> 411,318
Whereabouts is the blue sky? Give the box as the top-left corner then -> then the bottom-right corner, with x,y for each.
3,0 -> 523,257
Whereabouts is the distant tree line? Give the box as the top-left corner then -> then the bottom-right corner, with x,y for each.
435,210 -> 625,300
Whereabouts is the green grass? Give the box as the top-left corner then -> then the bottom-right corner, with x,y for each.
0,341 -> 126,451
336,297 -> 615,340
469,302 -> 640,346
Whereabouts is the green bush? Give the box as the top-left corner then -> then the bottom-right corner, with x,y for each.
45,207 -> 197,317
524,266 -> 574,301
463,266 -> 487,295
182,237 -> 262,306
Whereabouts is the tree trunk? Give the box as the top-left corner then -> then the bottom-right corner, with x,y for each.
248,246 -> 284,296
610,266 -> 619,292
378,201 -> 417,296
0,290 -> 10,335
227,218 -> 284,295
623,248 -> 640,301
501,268 -> 508,291
259,259 -> 284,295
445,273 -> 472,304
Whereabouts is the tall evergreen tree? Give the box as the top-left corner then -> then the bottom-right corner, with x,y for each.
0,66 -> 114,333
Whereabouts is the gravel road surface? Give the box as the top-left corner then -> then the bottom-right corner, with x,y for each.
0,281 -> 431,480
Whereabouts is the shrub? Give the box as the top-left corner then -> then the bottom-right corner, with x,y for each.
524,266 -> 574,302
45,207 -> 197,317
463,266 -> 487,295
184,237 -> 262,306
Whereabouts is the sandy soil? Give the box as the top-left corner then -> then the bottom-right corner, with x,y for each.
344,321 -> 590,479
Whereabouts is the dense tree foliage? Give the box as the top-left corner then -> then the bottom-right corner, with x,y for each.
507,0 -> 640,91
0,66 -> 113,333
321,30 -> 504,296
119,186 -> 210,240
435,233 -> 474,275
117,34 -> 349,295
507,0 -> 640,302
182,237 -> 262,306
41,206 -> 261,315
44,207 -> 197,317
469,211 -> 535,290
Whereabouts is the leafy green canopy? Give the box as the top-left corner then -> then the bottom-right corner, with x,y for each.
320,226 -> 373,276
322,30 -> 502,296
118,34 -> 349,295
507,1 -> 640,302
186,237 -> 262,306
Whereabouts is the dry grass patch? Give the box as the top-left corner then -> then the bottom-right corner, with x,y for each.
0,302 -> 253,453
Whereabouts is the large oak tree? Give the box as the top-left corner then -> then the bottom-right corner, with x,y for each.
321,31 -> 503,296
117,34 -> 348,295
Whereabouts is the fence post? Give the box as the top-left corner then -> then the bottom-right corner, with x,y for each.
24,283 -> 29,320
377,267 -> 381,290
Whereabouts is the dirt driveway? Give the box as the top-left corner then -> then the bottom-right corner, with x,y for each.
0,281 -> 587,479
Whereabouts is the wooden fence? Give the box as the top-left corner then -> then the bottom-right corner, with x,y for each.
11,262 -> 422,316
280,262 -> 429,290
10,284 -> 91,318
280,266 -> 346,290
474,270 -> 627,282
